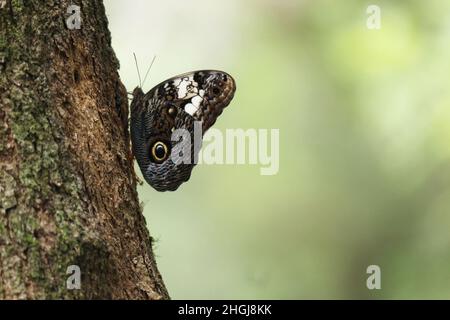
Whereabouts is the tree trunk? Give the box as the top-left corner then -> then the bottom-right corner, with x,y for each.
0,0 -> 169,299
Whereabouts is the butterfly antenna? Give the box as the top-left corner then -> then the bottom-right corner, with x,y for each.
142,55 -> 157,89
133,52 -> 142,88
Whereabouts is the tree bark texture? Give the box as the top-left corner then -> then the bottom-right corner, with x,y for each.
0,0 -> 169,299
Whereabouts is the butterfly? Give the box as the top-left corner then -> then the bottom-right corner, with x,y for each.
130,70 -> 236,191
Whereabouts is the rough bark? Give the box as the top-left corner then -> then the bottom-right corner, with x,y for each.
0,0 -> 169,299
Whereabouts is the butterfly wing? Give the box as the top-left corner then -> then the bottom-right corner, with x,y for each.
149,70 -> 235,130
130,70 -> 236,191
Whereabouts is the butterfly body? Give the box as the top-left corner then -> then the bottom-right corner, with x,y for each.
130,70 -> 236,191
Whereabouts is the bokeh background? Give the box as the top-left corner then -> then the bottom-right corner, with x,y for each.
105,0 -> 450,299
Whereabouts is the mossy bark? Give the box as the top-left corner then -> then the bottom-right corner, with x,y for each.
0,0 -> 169,299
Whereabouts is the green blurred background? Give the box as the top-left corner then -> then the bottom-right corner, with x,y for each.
105,0 -> 450,299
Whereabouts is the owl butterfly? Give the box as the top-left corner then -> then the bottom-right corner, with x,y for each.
130,70 -> 236,191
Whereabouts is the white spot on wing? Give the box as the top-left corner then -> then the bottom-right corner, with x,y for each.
177,76 -> 198,99
192,95 -> 203,108
177,79 -> 189,98
184,103 -> 198,115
